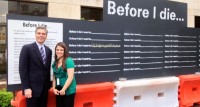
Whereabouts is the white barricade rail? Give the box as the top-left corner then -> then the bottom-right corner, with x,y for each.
113,76 -> 179,107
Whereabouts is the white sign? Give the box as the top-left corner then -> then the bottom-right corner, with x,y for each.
8,20 -> 63,85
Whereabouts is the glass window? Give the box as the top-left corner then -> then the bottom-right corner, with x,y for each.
195,16 -> 200,28
8,1 -> 18,14
81,7 -> 103,21
0,25 -> 6,75
8,1 -> 48,17
19,2 -> 47,16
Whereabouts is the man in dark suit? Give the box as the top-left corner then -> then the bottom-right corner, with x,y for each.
19,26 -> 52,107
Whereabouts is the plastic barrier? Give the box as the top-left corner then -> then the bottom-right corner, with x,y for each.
11,88 -> 55,107
114,77 -> 179,107
178,74 -> 200,107
47,88 -> 56,107
11,91 -> 26,107
11,82 -> 114,107
75,82 -> 114,107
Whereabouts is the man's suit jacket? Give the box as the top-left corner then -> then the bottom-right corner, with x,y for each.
19,42 -> 52,97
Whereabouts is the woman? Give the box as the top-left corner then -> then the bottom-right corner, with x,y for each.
52,42 -> 76,107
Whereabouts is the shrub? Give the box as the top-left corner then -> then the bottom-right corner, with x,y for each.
0,88 -> 13,107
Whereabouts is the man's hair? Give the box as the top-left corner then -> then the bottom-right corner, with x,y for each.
35,26 -> 48,35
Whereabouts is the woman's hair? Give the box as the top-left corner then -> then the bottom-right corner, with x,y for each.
54,42 -> 69,71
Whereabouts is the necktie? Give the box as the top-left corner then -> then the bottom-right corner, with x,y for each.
40,47 -> 46,64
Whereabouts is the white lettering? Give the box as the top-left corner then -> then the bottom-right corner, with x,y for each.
107,1 -> 149,18
108,1 -> 116,15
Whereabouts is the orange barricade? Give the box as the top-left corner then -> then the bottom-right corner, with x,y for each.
11,82 -> 114,107
178,74 -> 200,107
75,82 -> 114,107
11,91 -> 26,107
11,88 -> 55,107
47,88 -> 56,107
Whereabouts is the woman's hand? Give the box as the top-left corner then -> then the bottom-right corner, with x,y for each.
53,89 -> 59,95
59,89 -> 65,95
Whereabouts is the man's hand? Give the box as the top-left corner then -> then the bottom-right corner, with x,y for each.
24,89 -> 32,98
53,89 -> 59,95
